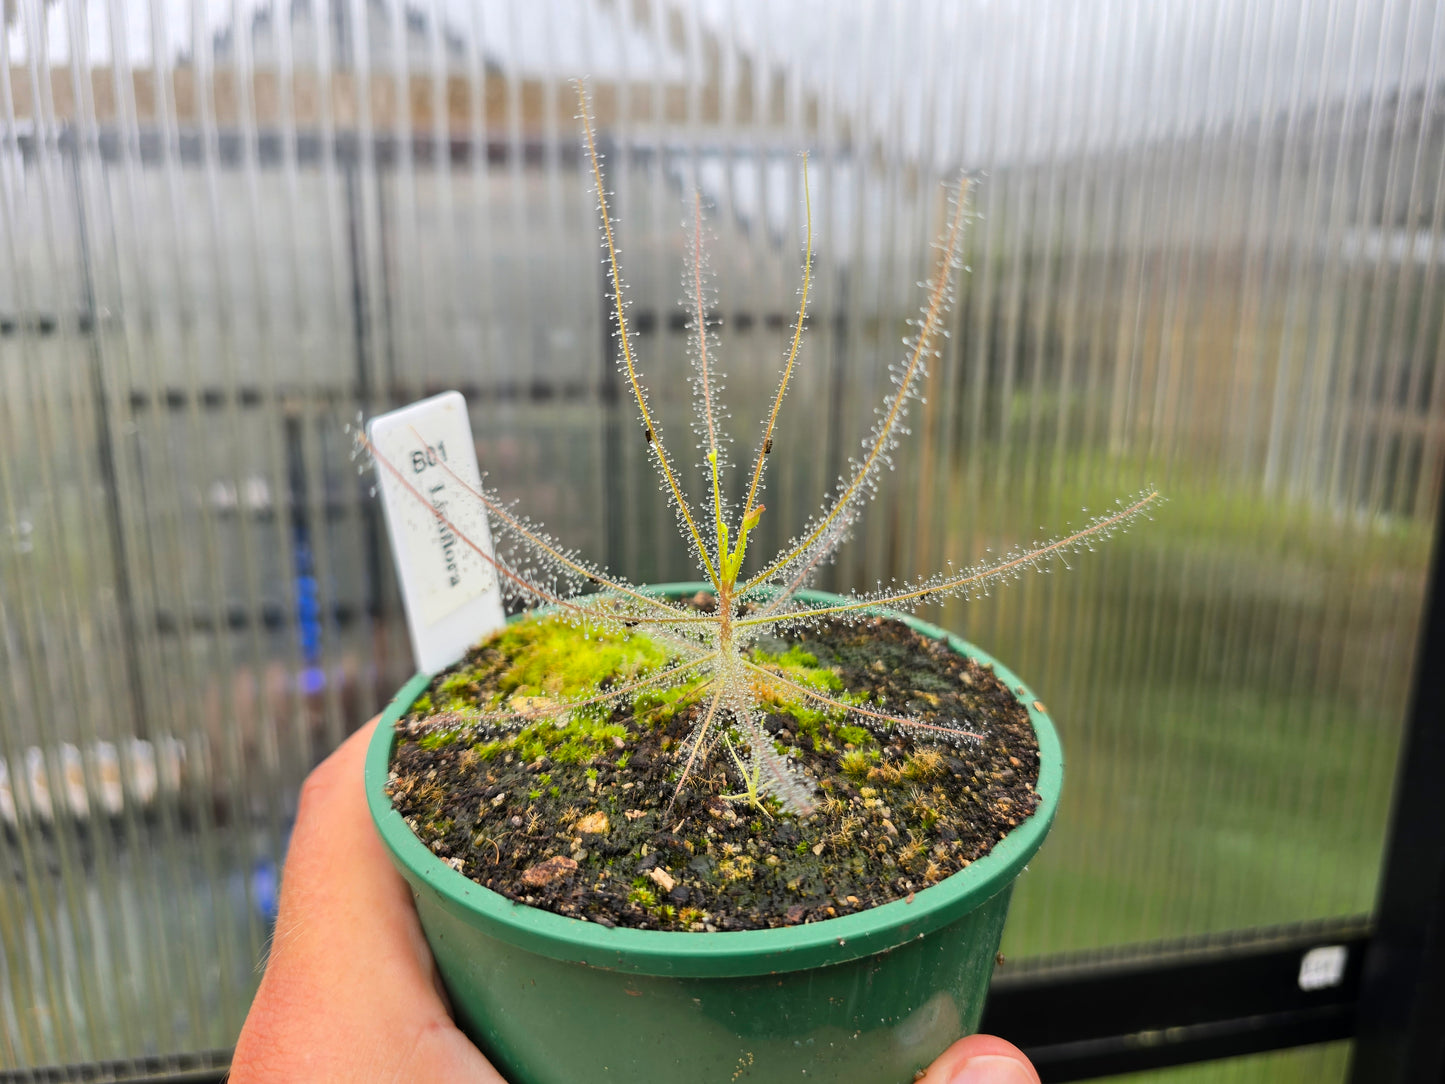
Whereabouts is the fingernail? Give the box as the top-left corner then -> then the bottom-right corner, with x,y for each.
952,1053 -> 1035,1084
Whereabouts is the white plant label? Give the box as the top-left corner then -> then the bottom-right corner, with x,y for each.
368,391 -> 505,673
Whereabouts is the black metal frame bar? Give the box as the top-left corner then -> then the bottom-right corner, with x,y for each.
0,1050 -> 231,1084
1348,490 -> 1445,1084
983,919 -> 1369,1080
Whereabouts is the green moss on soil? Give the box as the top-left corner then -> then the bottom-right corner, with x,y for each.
387,611 -> 1041,932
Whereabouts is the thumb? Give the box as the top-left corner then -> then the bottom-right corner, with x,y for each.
916,1034 -> 1040,1084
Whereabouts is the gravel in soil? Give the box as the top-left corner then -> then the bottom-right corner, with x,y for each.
387,610 -> 1041,932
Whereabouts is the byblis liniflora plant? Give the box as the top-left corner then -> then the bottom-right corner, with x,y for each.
363,85 -> 1159,820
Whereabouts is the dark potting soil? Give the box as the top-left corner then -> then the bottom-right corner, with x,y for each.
386,611 -> 1041,932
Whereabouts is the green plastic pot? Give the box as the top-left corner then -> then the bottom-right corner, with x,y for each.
365,585 -> 1062,1084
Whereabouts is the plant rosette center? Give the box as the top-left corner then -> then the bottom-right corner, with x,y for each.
387,592 -> 1041,933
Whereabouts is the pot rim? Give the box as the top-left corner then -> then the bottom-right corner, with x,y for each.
365,583 -> 1062,978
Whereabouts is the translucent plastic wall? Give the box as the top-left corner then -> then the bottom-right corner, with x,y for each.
1,0 -> 1440,1074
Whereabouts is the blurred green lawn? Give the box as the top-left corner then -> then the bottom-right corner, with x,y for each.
958,453 -> 1430,1083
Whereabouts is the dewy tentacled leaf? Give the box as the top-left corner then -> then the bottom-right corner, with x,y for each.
361,82 -> 1160,818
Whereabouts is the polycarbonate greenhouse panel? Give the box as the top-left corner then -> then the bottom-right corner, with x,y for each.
1,0 -> 1441,1076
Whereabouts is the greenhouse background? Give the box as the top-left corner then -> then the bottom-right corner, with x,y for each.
2,0 -> 1444,1080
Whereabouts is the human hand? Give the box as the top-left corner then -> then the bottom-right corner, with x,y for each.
916,1034 -> 1040,1083
232,716 -> 502,1081
232,717 -> 1040,1084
